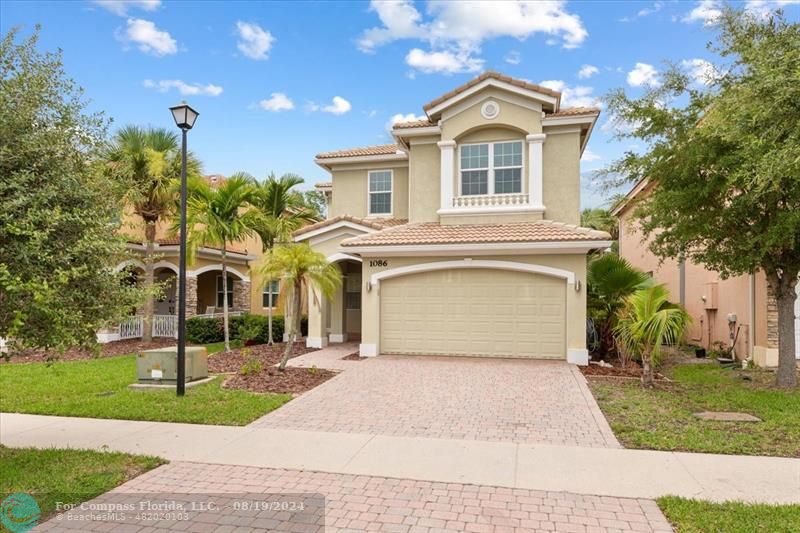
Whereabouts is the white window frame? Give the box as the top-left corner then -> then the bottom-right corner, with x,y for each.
216,275 -> 233,308
458,139 -> 524,196
367,169 -> 393,216
262,279 -> 280,309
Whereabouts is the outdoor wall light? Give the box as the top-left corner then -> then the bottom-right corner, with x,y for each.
169,102 -> 199,131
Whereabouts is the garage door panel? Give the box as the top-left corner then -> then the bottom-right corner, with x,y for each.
380,268 -> 566,359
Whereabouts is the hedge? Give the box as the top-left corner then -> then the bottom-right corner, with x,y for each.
186,313 -> 308,344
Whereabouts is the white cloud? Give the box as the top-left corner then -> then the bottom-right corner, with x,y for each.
682,0 -> 722,26
121,18 -> 177,56
744,0 -> 800,19
581,148 -> 602,162
258,92 -> 294,112
504,50 -> 521,65
577,64 -> 599,79
539,80 -> 601,108
681,58 -> 718,85
358,0 -> 587,74
143,79 -> 223,96
386,112 -> 427,131
307,96 -> 352,115
236,21 -> 274,60
627,62 -> 660,88
405,48 -> 483,74
620,1 -> 662,22
93,0 -> 160,16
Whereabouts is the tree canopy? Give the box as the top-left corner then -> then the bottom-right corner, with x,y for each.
602,8 -> 800,386
0,27 -> 139,357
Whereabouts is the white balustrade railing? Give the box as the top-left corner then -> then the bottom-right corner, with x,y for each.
119,316 -> 144,340
152,314 -> 178,338
195,311 -> 243,319
452,193 -> 529,208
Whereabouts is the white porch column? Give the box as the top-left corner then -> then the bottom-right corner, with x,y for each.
438,140 -> 456,210
305,284 -> 329,348
526,133 -> 546,210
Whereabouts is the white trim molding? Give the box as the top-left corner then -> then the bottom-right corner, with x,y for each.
438,140 -> 456,210
315,152 -> 408,171
426,78 -> 557,117
391,125 -> 441,138
114,259 -> 146,272
189,264 -> 249,282
327,253 -> 362,264
359,343 -> 378,357
567,348 -> 589,366
306,336 -> 329,349
526,133 -> 546,210
369,259 -> 577,286
295,220 -> 378,242
344,240 -> 614,257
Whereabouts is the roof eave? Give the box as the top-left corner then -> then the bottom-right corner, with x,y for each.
340,240 -> 614,257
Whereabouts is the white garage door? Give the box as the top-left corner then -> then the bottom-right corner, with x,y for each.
380,269 -> 566,358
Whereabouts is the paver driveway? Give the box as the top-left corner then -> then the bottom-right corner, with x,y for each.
252,355 -> 620,448
36,462 -> 674,532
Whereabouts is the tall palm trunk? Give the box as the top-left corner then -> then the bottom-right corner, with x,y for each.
221,246 -> 231,353
142,222 -> 155,343
279,279 -> 302,370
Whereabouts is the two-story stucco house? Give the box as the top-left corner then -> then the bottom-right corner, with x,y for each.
295,72 -> 612,364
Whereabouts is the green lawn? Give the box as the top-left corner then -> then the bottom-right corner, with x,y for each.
589,363 -> 800,457
0,355 -> 291,425
658,496 -> 800,532
0,445 -> 164,524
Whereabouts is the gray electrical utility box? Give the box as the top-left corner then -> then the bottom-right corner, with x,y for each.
136,346 -> 209,383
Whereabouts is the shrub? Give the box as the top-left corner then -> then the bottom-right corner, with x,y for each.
186,316 -> 223,344
186,313 -> 306,344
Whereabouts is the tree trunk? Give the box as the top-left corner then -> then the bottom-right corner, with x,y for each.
267,283 -> 274,345
142,223 -> 155,343
641,350 -> 655,389
770,273 -> 798,388
278,279 -> 301,371
221,247 -> 230,353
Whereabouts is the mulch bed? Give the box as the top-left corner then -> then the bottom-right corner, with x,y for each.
341,352 -> 366,361
581,361 -> 667,381
1,338 -> 178,364
207,342 -> 315,374
223,366 -> 337,395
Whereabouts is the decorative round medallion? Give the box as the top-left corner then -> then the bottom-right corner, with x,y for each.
481,100 -> 500,120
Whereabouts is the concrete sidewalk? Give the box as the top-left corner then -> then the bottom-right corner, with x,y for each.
3,413 -> 799,504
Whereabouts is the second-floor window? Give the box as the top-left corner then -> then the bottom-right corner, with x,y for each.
459,141 -> 523,195
368,170 -> 392,215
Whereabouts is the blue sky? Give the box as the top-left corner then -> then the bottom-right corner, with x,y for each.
2,0 -> 798,208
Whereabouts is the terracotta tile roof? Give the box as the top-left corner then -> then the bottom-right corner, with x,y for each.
314,182 -> 332,189
293,214 -> 409,238
341,221 -> 611,247
393,119 -> 436,129
203,174 -> 227,187
423,71 -> 562,112
315,144 -> 405,159
545,107 -> 601,118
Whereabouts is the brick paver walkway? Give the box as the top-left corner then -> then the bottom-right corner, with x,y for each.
251,355 -> 620,448
36,462 -> 673,532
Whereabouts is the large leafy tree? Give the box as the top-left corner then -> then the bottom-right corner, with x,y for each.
104,126 -> 201,342
0,27 -> 138,357
260,244 -> 340,370
250,173 -> 319,344
181,173 -> 258,352
602,9 -> 800,387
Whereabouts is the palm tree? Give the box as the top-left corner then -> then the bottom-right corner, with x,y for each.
260,243 -> 340,370
587,253 -> 651,359
105,126 -> 201,342
614,284 -> 691,388
180,173 -> 258,352
250,173 -> 319,344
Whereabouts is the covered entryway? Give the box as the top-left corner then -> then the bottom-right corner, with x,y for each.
380,268 -> 566,358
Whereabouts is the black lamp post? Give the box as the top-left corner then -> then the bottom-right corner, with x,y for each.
169,102 -> 198,397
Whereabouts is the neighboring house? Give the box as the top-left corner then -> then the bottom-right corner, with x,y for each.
297,71 -> 612,363
613,179 -> 800,367
103,175 -> 285,342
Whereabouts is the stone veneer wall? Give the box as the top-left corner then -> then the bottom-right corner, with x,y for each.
766,285 -> 778,349
233,280 -> 251,313
181,276 -> 198,318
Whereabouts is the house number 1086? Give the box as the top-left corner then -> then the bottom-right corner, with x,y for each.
369,259 -> 388,267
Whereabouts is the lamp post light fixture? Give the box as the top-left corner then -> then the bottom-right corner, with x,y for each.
169,102 -> 198,397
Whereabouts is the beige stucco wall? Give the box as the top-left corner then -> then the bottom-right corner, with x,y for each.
358,254 -> 587,358
408,141 -> 441,222
542,128 -> 581,226
328,163 -> 409,220
618,208 -> 769,360
440,89 -> 542,140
